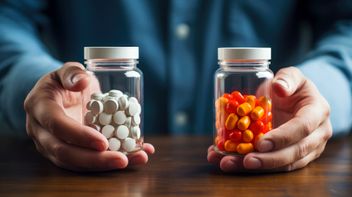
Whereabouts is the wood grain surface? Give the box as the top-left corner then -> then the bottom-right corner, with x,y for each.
0,135 -> 351,197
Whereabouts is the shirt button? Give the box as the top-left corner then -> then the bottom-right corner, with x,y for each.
175,111 -> 188,127
175,23 -> 190,40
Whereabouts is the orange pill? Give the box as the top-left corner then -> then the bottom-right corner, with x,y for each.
237,143 -> 254,154
249,120 -> 265,135
237,102 -> 252,116
231,91 -> 245,103
224,140 -> 238,152
243,129 -> 254,142
237,116 -> 251,131
254,133 -> 264,150
225,113 -> 238,130
251,106 -> 265,120
263,122 -> 272,133
261,111 -> 273,124
217,139 -> 225,151
245,95 -> 256,109
258,96 -> 272,111
215,97 -> 229,112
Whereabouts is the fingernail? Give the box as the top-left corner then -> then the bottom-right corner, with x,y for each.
275,79 -> 290,91
246,157 -> 262,169
222,159 -> 237,172
109,159 -> 124,169
258,140 -> 274,152
71,73 -> 86,84
91,141 -> 106,151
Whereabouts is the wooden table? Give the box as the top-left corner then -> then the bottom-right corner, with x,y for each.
0,135 -> 351,197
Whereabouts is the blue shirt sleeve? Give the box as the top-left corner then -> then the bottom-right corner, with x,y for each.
298,1 -> 352,136
0,0 -> 61,136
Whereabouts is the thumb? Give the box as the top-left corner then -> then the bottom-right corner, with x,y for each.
272,66 -> 306,97
56,62 -> 90,91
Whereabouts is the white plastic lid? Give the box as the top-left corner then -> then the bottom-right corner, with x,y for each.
84,47 -> 139,60
218,47 -> 271,60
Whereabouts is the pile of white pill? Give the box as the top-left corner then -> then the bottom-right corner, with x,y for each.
85,90 -> 142,154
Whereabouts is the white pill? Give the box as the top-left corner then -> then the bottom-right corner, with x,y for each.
118,95 -> 129,110
102,125 -> 115,138
99,112 -> 112,125
90,100 -> 103,115
108,138 -> 121,151
102,95 -> 114,103
86,100 -> 93,110
132,115 -> 141,126
109,90 -> 123,98
122,138 -> 136,152
104,99 -> 119,114
84,111 -> 96,125
131,126 -> 141,139
115,125 -> 129,140
128,97 -> 139,103
113,111 -> 126,125
91,93 -> 104,101
127,102 -> 141,116
124,117 -> 132,127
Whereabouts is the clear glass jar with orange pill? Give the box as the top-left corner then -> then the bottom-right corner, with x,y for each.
214,48 -> 273,155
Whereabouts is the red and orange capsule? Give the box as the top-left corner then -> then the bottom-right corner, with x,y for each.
215,91 -> 273,155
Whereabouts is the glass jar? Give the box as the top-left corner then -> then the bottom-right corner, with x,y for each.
83,47 -> 143,154
214,47 -> 273,155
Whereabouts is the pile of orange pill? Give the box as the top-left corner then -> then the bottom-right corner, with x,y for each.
215,91 -> 272,154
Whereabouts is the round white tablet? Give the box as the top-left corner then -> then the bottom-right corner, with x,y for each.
124,117 -> 132,127
104,99 -> 119,114
108,138 -> 121,151
115,125 -> 129,140
90,100 -> 103,115
132,115 -> 141,126
84,111 -> 96,125
99,112 -> 112,125
131,126 -> 141,139
113,111 -> 126,125
118,95 -> 129,110
127,102 -> 141,116
86,100 -> 93,110
91,92 -> 104,101
102,125 -> 115,138
128,97 -> 139,104
109,90 -> 123,98
122,138 -> 136,152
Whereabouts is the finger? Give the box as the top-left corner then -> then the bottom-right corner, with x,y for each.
272,67 -> 306,97
207,150 -> 224,165
32,99 -> 108,151
244,122 -> 329,170
219,155 -> 244,172
56,62 -> 90,91
35,126 -> 128,171
142,143 -> 155,154
128,151 -> 149,166
257,99 -> 330,152
285,142 -> 326,171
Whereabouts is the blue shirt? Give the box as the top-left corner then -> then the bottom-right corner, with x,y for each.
0,0 -> 351,136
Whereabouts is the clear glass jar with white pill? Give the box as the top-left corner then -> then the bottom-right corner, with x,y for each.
214,48 -> 274,155
83,47 -> 143,154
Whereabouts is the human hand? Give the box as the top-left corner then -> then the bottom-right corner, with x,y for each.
208,67 -> 332,172
24,62 -> 154,171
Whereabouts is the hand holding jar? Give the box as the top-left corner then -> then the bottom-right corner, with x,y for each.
207,48 -> 332,172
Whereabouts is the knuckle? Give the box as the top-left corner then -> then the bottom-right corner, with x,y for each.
296,143 -> 310,159
323,122 -> 333,142
298,117 -> 314,137
273,132 -> 291,149
52,143 -> 66,161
